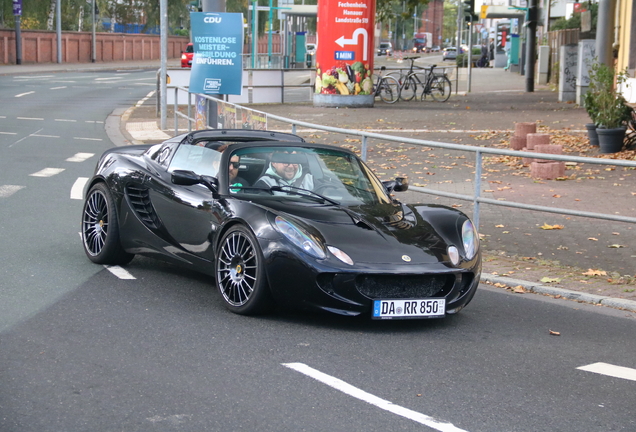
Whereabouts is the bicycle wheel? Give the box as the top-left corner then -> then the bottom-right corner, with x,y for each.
378,75 -> 400,104
399,76 -> 418,101
430,76 -> 452,102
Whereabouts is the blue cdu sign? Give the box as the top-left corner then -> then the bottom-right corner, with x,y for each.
189,12 -> 244,95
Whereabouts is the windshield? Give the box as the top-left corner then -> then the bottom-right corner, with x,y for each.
229,146 -> 393,206
380,43 -> 391,49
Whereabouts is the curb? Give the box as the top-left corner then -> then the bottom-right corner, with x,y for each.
481,273 -> 636,313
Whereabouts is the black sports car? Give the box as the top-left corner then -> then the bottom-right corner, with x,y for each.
81,129 -> 481,319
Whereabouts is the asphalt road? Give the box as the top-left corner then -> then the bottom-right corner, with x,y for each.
1,69 -> 635,432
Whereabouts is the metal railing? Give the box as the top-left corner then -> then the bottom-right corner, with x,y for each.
170,86 -> 636,231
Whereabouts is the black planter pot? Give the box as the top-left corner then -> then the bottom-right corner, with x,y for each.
585,123 -> 599,146
596,127 -> 626,154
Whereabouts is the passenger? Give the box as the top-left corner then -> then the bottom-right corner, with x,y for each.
228,154 -> 249,193
254,151 -> 314,191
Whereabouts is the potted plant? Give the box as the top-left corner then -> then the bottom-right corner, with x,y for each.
582,89 -> 599,146
586,62 -> 633,153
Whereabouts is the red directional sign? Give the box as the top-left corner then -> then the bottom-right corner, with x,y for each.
315,0 -> 375,96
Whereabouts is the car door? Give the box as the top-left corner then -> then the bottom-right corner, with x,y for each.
146,144 -> 224,263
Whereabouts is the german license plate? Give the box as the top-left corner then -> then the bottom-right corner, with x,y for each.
372,299 -> 445,319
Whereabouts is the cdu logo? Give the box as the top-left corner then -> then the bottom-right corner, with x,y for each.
204,78 -> 222,91
204,16 -> 222,23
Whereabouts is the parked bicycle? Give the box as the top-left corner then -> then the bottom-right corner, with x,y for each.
390,57 -> 452,102
419,65 -> 452,102
373,66 -> 400,104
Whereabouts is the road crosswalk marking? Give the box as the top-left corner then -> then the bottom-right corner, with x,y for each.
577,362 -> 636,382
30,168 -> 65,177
0,185 -> 25,198
105,265 -> 136,280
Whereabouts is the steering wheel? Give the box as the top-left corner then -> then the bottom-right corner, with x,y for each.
313,182 -> 347,195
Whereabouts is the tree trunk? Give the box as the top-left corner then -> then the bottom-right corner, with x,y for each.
47,0 -> 56,31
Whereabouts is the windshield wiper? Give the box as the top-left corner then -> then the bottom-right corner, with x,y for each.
270,185 -> 341,205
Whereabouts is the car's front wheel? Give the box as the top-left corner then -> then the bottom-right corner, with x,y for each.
216,225 -> 273,315
82,183 -> 134,265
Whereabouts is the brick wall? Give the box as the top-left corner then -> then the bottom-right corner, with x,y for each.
0,29 -> 188,64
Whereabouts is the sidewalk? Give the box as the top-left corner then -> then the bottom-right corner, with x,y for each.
4,59 -> 635,311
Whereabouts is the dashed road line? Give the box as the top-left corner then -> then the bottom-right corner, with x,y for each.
0,132 -> 17,135
17,117 -> 43,121
31,134 -> 60,138
0,185 -> 25,198
15,91 -> 35,98
105,265 -> 136,280
50,86 -> 67,90
66,153 -> 94,162
29,168 -> 65,177
55,119 -> 77,122
577,362 -> 636,382
71,177 -> 89,199
74,137 -> 103,141
282,363 -> 468,432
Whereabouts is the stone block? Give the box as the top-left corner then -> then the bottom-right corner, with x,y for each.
510,136 -> 526,150
515,122 -> 537,137
533,144 -> 563,163
530,161 -> 565,179
527,133 -> 550,150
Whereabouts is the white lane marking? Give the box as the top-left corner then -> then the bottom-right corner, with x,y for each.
55,119 -> 77,122
71,177 -> 89,199
0,132 -> 18,135
50,86 -> 67,90
17,117 -> 43,121
13,75 -> 54,79
85,120 -> 104,124
66,153 -> 94,162
30,168 -> 65,177
577,363 -> 636,382
95,77 -> 123,81
282,363 -> 469,432
15,91 -> 36,98
135,90 -> 156,107
0,185 -> 25,198
105,265 -> 136,280
73,137 -> 103,141
31,134 -> 60,138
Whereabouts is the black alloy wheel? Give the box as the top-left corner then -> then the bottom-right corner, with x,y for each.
216,225 -> 272,315
82,183 -> 134,265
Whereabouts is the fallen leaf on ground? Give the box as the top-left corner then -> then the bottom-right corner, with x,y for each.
608,244 -> 626,248
540,223 -> 564,230
513,285 -> 525,293
541,277 -> 562,283
582,269 -> 607,276
549,330 -> 561,336
588,237 -> 598,241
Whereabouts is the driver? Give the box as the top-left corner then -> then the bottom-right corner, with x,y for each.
254,151 -> 314,191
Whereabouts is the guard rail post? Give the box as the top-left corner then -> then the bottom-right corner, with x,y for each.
473,149 -> 483,231
174,87 -> 178,135
361,136 -> 368,161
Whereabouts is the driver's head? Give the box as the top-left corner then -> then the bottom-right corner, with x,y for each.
271,161 -> 298,180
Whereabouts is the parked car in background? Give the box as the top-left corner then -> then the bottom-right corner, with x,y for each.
377,42 -> 393,56
431,45 -> 441,52
181,42 -> 194,68
442,47 -> 457,61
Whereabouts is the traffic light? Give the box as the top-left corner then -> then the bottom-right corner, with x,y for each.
463,0 -> 478,23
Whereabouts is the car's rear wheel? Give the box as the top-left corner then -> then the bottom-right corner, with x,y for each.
82,183 -> 134,265
216,225 -> 272,315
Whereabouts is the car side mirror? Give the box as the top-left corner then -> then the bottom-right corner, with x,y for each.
172,170 -> 200,186
383,177 -> 409,193
171,170 -> 220,198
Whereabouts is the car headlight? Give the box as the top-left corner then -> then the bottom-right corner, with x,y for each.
274,216 -> 326,259
462,219 -> 478,260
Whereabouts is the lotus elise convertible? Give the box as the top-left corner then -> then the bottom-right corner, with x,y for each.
81,129 -> 481,319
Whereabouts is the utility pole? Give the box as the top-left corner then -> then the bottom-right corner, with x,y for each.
160,0 -> 168,130
596,0 -> 615,67
524,0 -> 537,92
12,0 -> 22,65
56,0 -> 62,63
